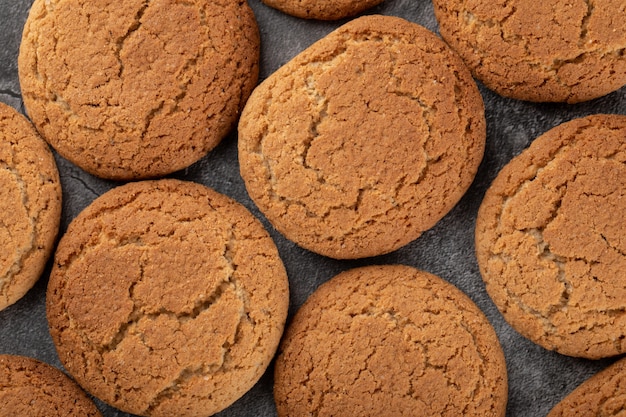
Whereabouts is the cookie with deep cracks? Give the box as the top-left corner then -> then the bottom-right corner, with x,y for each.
46,179 -> 289,417
18,0 -> 260,180
476,114 -> 626,359
238,15 -> 486,259
0,102 -> 61,311
432,0 -> 626,103
274,264 -> 508,417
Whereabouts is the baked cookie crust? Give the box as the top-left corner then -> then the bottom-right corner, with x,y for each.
0,354 -> 102,417
274,265 -> 508,417
46,179 -> 289,417
0,102 -> 61,311
239,15 -> 486,259
261,0 -> 385,20
476,114 -> 626,359
433,0 -> 626,103
547,356 -> 626,416
18,0 -> 260,180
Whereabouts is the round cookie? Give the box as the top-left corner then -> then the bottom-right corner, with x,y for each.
274,265 -> 508,417
475,114 -> 626,359
0,354 -> 102,416
238,15 -> 486,259
46,179 -> 289,417
432,0 -> 626,103
547,356 -> 626,416
18,0 -> 260,180
261,0 -> 385,20
0,102 -> 61,311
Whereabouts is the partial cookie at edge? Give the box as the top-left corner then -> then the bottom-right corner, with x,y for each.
547,356 -> 626,416
0,102 -> 62,311
261,0 -> 385,20
0,354 -> 102,416
274,264 -> 508,417
432,0 -> 626,103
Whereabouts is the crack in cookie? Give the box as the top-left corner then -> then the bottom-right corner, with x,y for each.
0,103 -> 61,311
239,15 -> 485,259
19,0 -> 260,179
47,179 -> 288,417
433,0 -> 626,102
476,114 -> 626,359
274,265 -> 507,417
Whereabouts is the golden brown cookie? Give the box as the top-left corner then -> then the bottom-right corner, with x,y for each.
0,102 -> 61,311
432,0 -> 626,103
238,15 -> 485,259
46,179 -> 289,417
547,356 -> 626,416
261,0 -> 384,20
274,265 -> 508,417
18,0 -> 259,180
0,354 -> 102,417
476,114 -> 626,359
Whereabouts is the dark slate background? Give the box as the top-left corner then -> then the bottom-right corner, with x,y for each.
0,0 -> 624,416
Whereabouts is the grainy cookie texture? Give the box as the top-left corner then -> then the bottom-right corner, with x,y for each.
46,179 -> 289,417
18,0 -> 259,180
432,0 -> 626,103
239,15 -> 485,259
0,354 -> 102,417
274,265 -> 508,417
261,0 -> 384,20
476,114 -> 626,359
0,102 -> 61,311
547,356 -> 626,416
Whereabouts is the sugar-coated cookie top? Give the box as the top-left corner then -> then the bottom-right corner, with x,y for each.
18,0 -> 260,180
0,102 -> 61,311
239,15 -> 485,259
47,179 -> 289,417
476,114 -> 626,359
433,0 -> 626,103
274,264 -> 508,417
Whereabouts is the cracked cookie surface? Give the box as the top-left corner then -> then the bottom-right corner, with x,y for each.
18,0 -> 259,180
0,354 -> 102,416
274,264 -> 507,417
46,179 -> 289,417
547,356 -> 626,416
433,0 -> 626,103
0,102 -> 61,311
475,114 -> 626,359
238,15 -> 485,259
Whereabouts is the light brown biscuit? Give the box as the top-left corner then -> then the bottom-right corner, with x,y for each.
476,114 -> 626,359
46,179 -> 289,417
432,0 -> 626,103
238,15 -> 486,259
0,102 -> 61,311
261,0 -> 384,20
18,0 -> 259,180
547,356 -> 626,416
274,265 -> 508,417
0,354 -> 102,417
